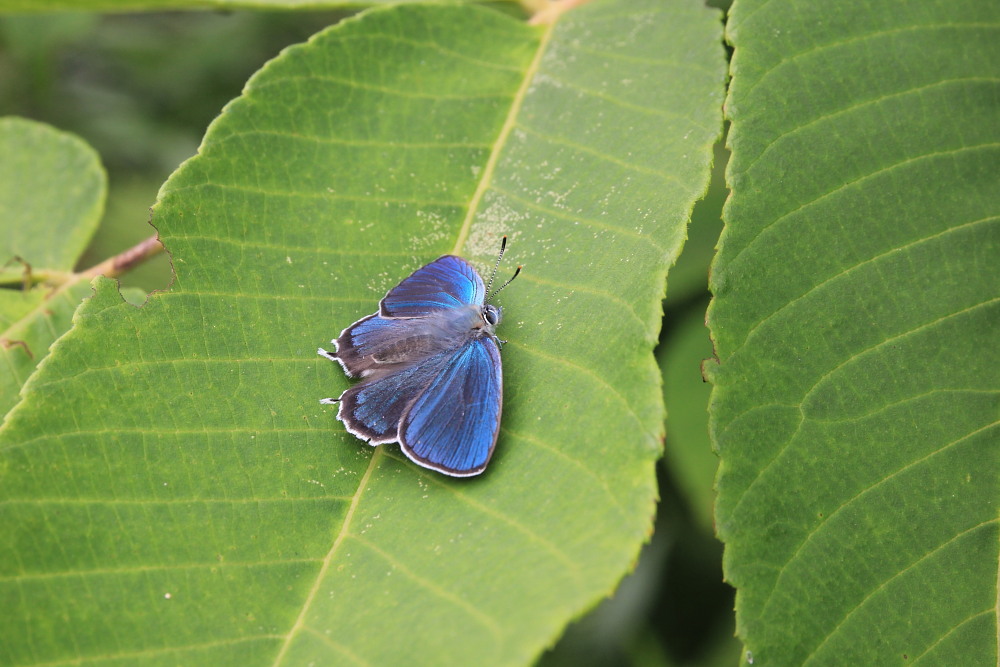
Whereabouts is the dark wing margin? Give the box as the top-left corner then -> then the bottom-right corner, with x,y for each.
399,335 -> 502,477
379,255 -> 485,318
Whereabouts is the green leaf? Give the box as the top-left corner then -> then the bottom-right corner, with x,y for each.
709,1 -> 999,664
0,117 -> 107,417
0,282 -> 98,415
74,177 -> 173,295
660,301 -> 717,533
0,2 -> 726,666
662,144 -> 726,304
658,144 -> 726,532
0,117 -> 105,283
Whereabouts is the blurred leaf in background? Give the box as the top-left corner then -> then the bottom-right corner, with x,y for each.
0,117 -> 106,414
0,10 -> 350,294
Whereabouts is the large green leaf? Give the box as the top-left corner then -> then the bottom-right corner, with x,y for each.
0,2 -> 725,665
709,0 -> 999,664
0,117 -> 107,418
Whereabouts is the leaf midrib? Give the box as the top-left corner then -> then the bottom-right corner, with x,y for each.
269,446 -> 385,667
270,14 -> 558,666
451,16 -> 554,256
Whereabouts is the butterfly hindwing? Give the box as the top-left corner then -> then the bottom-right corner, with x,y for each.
335,313 -> 435,378
337,350 -> 450,444
380,255 -> 485,318
399,335 -> 502,477
333,314 -> 398,378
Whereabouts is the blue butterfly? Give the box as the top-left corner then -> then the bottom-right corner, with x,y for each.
319,238 -> 520,477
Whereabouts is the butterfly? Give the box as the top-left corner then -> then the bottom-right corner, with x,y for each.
319,238 -> 520,477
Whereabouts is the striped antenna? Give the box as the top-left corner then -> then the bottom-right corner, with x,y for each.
488,264 -> 521,302
484,235 -> 508,298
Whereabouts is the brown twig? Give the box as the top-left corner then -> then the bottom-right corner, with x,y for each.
77,235 -> 164,280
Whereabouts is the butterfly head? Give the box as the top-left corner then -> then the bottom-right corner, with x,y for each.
482,303 -> 502,330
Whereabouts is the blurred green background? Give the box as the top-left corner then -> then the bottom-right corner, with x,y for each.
0,9 -> 734,665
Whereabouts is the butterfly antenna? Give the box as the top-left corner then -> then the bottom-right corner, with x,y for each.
484,235 -> 508,298
488,265 -> 521,301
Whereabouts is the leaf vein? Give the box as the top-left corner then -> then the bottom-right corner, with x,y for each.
157,290 -> 370,303
726,298 -> 1000,518
738,76 -> 1000,176
520,272 -> 646,330
452,10 -> 555,254
757,418 -> 1000,622
210,128 -> 491,151
509,342 -> 647,439
0,496 -> 353,507
319,31 -> 524,74
539,71 -> 712,127
166,180 -> 467,207
739,21 -> 1000,101
416,464 -> 585,587
801,519 -> 1000,665
907,607 -> 995,665
729,215 -> 1000,361
723,143 -> 1000,274
348,534 -> 503,643
515,123 -> 686,184
798,298 -> 1000,408
0,427 -> 319,455
807,388 -> 1000,425
269,447 -> 383,666
19,635 -> 286,667
490,185 -> 665,250
3,558 -> 321,584
253,73 -> 516,102
166,235 -> 424,258
570,43 -> 720,75
501,425 -> 629,522
300,626 -> 370,666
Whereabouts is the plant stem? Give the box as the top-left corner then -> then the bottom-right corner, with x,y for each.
77,235 -> 163,280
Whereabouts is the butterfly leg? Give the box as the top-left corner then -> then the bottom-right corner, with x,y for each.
319,397 -> 341,405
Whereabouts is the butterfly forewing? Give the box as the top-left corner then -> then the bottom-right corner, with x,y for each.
399,336 -> 502,476
379,255 -> 485,318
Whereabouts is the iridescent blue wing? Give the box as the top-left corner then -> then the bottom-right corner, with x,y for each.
380,255 -> 485,318
335,351 -> 451,444
399,335 -> 502,477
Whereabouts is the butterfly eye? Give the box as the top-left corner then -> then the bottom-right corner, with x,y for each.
482,304 -> 501,327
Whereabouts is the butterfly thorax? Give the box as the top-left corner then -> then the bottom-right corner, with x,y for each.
406,303 -> 499,351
